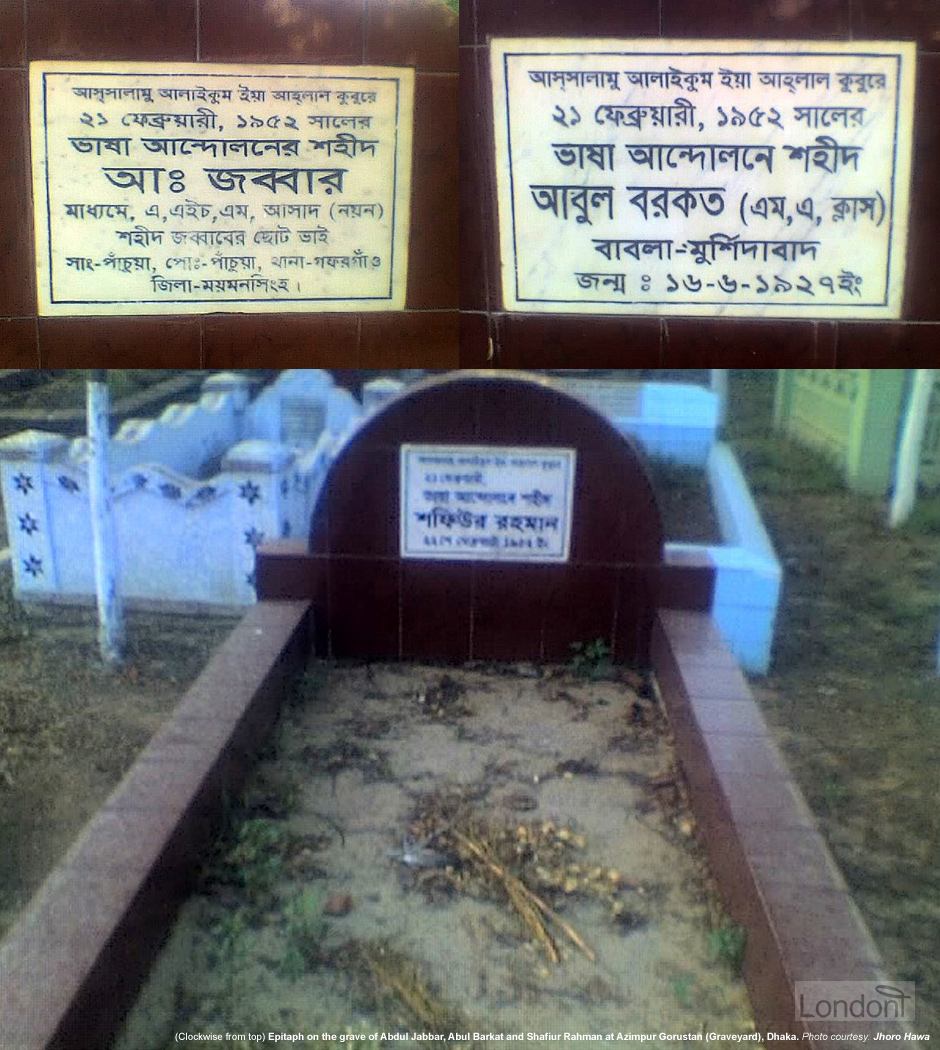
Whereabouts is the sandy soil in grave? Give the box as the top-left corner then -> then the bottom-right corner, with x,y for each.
117,663 -> 756,1048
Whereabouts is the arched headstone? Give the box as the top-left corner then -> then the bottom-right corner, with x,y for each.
260,372 -> 713,664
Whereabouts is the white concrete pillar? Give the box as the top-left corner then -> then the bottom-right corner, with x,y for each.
87,376 -> 124,665
362,377 -> 405,415
0,429 -> 70,599
223,440 -> 296,602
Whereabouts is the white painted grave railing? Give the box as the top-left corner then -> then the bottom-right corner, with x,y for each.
558,376 -> 778,672
0,371 -> 779,672
0,370 -> 362,609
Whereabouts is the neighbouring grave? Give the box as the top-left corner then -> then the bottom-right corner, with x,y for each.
29,61 -> 414,315
0,370 -> 362,608
775,368 -> 940,495
490,38 -> 916,318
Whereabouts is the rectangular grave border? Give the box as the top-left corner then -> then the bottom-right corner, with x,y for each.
0,595 -> 921,1047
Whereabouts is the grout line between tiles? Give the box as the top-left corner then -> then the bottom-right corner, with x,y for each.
362,0 -> 369,64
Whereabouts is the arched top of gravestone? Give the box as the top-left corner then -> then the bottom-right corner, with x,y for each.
310,371 -> 664,566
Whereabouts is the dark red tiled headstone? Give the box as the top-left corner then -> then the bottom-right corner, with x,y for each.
260,371 -> 714,664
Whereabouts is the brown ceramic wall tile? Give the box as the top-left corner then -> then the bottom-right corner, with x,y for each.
475,0 -> 658,44
613,567 -> 655,665
360,311 -> 459,367
458,311 -> 490,367
736,821 -> 849,889
38,315 -> 201,366
853,0 -> 940,50
328,557 -> 400,659
458,0 -> 474,47
743,924 -> 802,1037
401,559 -> 472,661
471,564 -> 546,660
392,373 -> 476,441
834,322 -> 940,366
671,660 -> 753,701
664,318 -> 820,367
541,564 -> 617,661
0,858 -> 143,1050
0,318 -> 38,365
653,557 -> 715,611
459,47 -> 488,312
200,0 -> 362,64
661,0 -> 848,39
0,71 -> 34,317
28,0 -> 196,60
325,443 -> 400,555
759,880 -> 884,978
815,322 -> 838,366
202,314 -> 359,368
0,0 -> 26,66
256,542 -> 325,601
656,609 -> 739,665
680,696 -> 773,736
903,54 -> 940,322
703,730 -> 789,779
407,73 -> 459,311
718,768 -> 816,830
475,47 -> 502,316
495,314 -> 662,368
366,0 -> 457,72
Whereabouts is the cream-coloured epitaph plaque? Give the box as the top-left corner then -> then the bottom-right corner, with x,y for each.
491,39 -> 915,318
30,61 -> 414,315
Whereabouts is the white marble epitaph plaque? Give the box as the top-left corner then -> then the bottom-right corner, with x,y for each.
400,445 -> 576,562
30,61 -> 414,315
491,39 -> 916,318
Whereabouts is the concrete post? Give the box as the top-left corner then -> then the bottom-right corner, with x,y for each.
0,429 -> 70,598
223,440 -> 296,603
87,374 -> 124,665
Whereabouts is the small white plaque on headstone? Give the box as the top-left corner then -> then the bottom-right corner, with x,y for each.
400,445 -> 577,562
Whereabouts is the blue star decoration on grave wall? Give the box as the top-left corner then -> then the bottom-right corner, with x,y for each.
13,473 -> 33,494
238,481 -> 261,505
133,473 -> 149,489
244,527 -> 265,549
245,569 -> 257,589
23,555 -> 43,577
18,513 -> 39,536
282,520 -> 291,537
159,483 -> 182,500
58,475 -> 80,493
281,479 -> 289,496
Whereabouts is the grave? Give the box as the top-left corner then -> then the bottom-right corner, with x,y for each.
0,370 -> 362,609
0,369 -> 779,672
0,373 -> 919,1050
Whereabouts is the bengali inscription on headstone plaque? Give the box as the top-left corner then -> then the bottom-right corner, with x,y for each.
400,445 -> 577,562
29,61 -> 414,315
491,39 -> 916,318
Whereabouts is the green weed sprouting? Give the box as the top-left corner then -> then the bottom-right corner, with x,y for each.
568,638 -> 613,680
706,924 -> 747,977
281,888 -> 328,979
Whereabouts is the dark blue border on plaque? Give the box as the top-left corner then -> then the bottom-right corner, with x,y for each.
501,49 -> 905,310
41,70 -> 404,306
